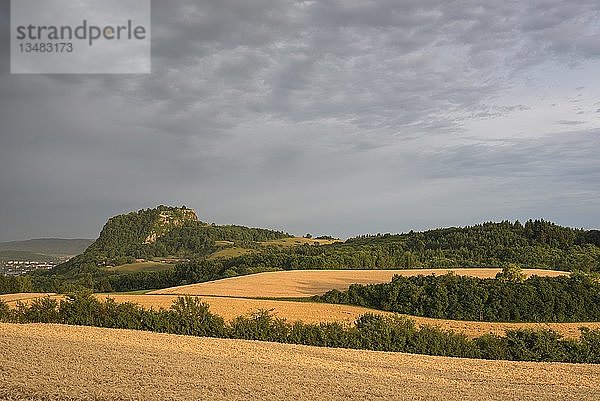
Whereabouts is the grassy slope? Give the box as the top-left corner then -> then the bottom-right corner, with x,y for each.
206,236 -> 339,260
106,261 -> 174,273
207,247 -> 256,260
259,237 -> 341,247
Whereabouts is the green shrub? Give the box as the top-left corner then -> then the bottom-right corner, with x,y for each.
167,296 -> 225,337
0,300 -> 10,322
17,297 -> 61,323
59,292 -> 103,326
505,329 -> 567,362
475,334 -> 509,360
229,309 -> 289,342
577,328 -> 600,363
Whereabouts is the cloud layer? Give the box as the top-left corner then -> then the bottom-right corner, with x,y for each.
1,0 -> 599,240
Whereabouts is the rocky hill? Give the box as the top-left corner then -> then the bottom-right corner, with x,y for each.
46,205 -> 290,276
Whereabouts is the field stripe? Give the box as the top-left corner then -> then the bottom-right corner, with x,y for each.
149,268 -> 568,298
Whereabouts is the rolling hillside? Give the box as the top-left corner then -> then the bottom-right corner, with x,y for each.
0,250 -> 58,263
5,265 -> 598,340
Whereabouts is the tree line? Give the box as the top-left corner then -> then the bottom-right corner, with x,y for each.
315,271 -> 600,322
0,275 -> 33,294
1,294 -> 599,364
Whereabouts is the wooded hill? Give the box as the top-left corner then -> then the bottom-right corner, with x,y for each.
20,206 -> 291,292
172,219 -> 600,284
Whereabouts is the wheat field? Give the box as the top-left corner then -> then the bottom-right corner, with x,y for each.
149,268 -> 568,298
1,323 -> 599,401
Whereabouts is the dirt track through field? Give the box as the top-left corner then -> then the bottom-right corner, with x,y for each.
149,268 -> 568,298
1,323 -> 599,401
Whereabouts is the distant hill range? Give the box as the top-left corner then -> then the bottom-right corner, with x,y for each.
0,238 -> 94,257
0,238 -> 94,278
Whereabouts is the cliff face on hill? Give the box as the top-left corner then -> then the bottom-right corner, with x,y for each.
143,208 -> 199,244
89,206 -> 199,254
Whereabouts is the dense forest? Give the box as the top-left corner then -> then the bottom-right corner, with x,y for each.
315,269 -> 600,323
2,294 -> 599,364
254,219 -> 600,272
0,275 -> 33,294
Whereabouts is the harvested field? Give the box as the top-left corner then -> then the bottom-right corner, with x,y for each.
1,323 -> 599,401
96,294 -> 370,323
97,294 -> 600,339
0,292 -> 59,305
6,266 -> 597,339
149,268 -> 568,298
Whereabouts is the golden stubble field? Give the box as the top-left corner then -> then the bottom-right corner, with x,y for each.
2,323 -> 600,401
149,268 -> 568,298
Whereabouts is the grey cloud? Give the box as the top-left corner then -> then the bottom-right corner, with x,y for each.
74,0 -> 600,138
1,0 -> 600,240
423,130 -> 600,185
557,120 -> 586,125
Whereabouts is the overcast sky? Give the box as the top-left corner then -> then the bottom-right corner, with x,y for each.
1,0 -> 599,241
